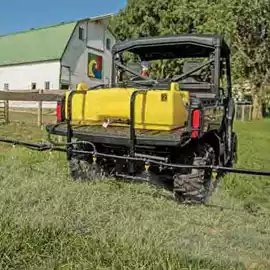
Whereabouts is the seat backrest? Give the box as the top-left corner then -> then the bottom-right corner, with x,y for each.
181,61 -> 203,83
182,61 -> 202,75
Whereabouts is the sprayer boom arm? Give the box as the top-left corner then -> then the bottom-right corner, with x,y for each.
0,138 -> 269,177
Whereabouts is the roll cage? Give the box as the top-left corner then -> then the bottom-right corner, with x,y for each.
111,34 -> 232,99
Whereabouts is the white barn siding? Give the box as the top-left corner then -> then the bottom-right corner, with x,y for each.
103,29 -> 115,85
61,20 -> 116,89
0,61 -> 60,90
87,20 -> 105,51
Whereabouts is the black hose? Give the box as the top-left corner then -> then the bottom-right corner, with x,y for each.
0,138 -> 65,152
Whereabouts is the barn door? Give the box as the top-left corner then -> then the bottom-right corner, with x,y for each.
60,65 -> 71,89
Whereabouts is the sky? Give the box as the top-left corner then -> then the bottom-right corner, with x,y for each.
0,0 -> 127,35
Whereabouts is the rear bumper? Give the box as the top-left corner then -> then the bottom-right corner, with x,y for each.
45,123 -> 187,147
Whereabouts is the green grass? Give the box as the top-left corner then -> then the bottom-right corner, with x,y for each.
0,120 -> 270,269
8,108 -> 56,125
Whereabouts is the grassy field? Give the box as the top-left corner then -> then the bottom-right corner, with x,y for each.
7,108 -> 56,125
0,119 -> 270,269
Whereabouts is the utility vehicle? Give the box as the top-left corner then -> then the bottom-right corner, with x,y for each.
46,34 -> 238,204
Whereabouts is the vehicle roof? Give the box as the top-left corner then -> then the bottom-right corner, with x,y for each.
112,34 -> 230,60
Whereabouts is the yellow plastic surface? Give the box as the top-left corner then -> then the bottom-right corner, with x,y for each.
76,82 -> 88,91
65,82 -> 189,131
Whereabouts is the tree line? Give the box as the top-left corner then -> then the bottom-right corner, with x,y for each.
110,0 -> 270,119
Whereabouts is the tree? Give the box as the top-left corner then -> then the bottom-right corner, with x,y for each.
110,0 -> 212,78
195,0 -> 270,119
207,0 -> 270,119
233,1 -> 270,119
111,0 -> 270,119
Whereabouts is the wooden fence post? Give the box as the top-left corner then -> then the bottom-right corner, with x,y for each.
4,86 -> 9,124
241,105 -> 245,121
4,99 -> 9,124
248,105 -> 252,121
37,89 -> 43,127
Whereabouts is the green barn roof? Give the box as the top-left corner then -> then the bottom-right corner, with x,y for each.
0,21 -> 77,66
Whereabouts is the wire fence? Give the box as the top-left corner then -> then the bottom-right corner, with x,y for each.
0,89 -> 65,126
234,103 -> 253,121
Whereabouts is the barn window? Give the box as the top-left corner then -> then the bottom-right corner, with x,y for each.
79,27 -> 84,41
106,38 -> 111,50
61,84 -> 69,90
31,83 -> 36,90
45,81 -> 50,90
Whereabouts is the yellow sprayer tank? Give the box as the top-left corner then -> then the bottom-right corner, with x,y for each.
65,83 -> 189,131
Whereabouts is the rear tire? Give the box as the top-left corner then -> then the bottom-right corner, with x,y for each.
173,143 -> 216,204
68,139 -> 105,181
69,158 -> 105,181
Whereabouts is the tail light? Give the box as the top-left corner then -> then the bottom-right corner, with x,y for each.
56,98 -> 65,123
191,109 -> 201,138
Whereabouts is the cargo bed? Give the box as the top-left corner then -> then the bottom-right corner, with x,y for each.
46,123 -> 188,147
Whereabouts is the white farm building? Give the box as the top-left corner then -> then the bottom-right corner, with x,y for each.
0,14 -> 116,91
